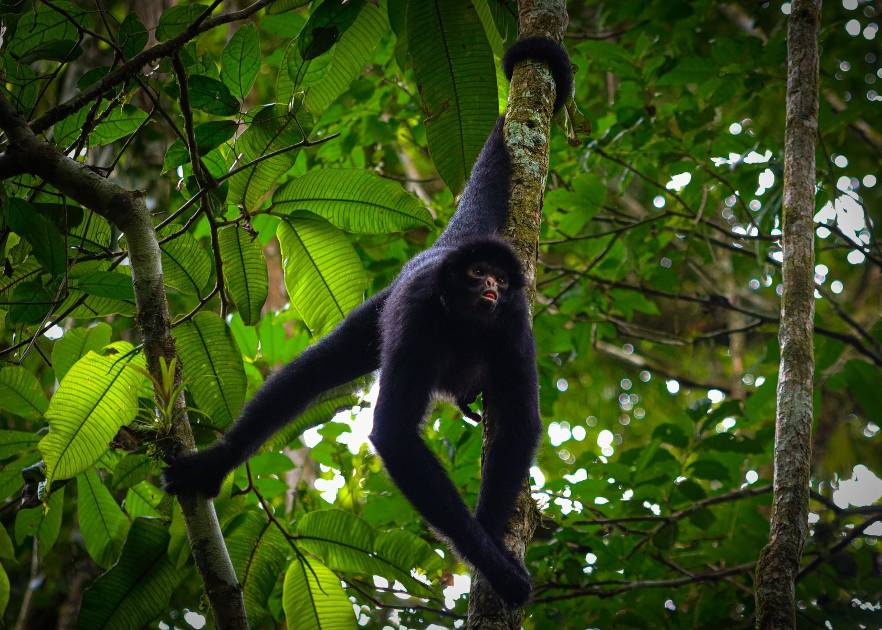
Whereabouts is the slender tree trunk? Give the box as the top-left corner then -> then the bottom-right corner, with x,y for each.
465,1 -> 568,628
0,95 -> 249,630
754,1 -> 820,628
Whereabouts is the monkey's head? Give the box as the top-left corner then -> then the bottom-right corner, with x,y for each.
440,237 -> 525,318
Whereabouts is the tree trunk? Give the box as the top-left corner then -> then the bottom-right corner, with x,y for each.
754,1 -> 820,628
0,95 -> 249,630
465,1 -> 568,628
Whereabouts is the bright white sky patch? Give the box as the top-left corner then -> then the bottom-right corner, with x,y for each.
43,325 -> 65,340
666,379 -> 680,394
665,172 -> 692,192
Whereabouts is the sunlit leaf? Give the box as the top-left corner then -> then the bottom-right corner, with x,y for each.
218,226 -> 268,325
283,553 -> 354,630
51,322 -> 113,380
77,469 -> 129,568
0,365 -> 49,419
221,24 -> 261,100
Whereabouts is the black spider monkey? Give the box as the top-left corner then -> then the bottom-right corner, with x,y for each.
164,37 -> 572,607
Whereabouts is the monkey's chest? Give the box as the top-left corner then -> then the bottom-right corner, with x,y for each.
436,351 -> 487,401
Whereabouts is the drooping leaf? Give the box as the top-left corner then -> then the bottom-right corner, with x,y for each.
14,486 -> 64,558
77,519 -> 180,630
39,342 -> 147,486
407,0 -> 497,193
221,24 -> 261,100
5,198 -> 66,275
273,169 -> 432,233
118,13 -> 147,59
0,365 -> 49,419
269,385 -> 360,449
227,103 -> 315,212
156,4 -> 208,42
51,322 -> 113,380
90,105 -> 149,145
226,511 -> 289,625
77,469 -> 129,568
159,230 -> 213,296
123,481 -> 162,518
187,75 -> 240,116
176,311 -> 246,428
0,430 -> 41,459
218,226 -> 268,325
283,553 -> 354,630
277,213 -> 366,334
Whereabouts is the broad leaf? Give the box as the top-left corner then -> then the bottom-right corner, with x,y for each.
218,226 -> 268,325
14,487 -> 64,558
272,169 -> 432,233
226,511 -> 289,625
90,105 -> 149,146
75,271 -> 135,300
77,519 -> 180,630
77,469 -> 129,568
176,311 -> 246,427
0,365 -> 49,419
407,0 -> 497,193
50,322 -> 113,380
0,430 -> 41,459
156,4 -> 208,41
7,1 -> 84,59
221,24 -> 260,100
269,386 -> 360,449
277,213 -> 366,334
160,230 -> 212,296
187,75 -> 240,116
283,553 -> 354,630
39,342 -> 146,486
5,198 -> 66,275
118,13 -> 147,59
163,120 -> 237,172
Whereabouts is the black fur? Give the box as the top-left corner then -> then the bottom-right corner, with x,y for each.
163,38 -> 572,607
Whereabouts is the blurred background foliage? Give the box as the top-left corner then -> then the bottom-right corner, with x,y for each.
0,0 -> 879,628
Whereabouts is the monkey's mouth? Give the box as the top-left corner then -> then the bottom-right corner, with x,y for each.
480,290 -> 498,304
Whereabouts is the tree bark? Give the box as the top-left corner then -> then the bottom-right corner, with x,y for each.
465,1 -> 568,628
754,1 -> 820,628
0,95 -> 249,630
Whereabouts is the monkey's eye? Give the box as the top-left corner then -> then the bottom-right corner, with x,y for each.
468,265 -> 485,278
497,275 -> 508,286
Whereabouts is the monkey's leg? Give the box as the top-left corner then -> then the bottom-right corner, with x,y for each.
475,334 -> 541,543
163,289 -> 389,497
369,356 -> 531,607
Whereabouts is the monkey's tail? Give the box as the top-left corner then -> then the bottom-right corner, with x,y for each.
218,287 -> 390,466
502,36 -> 573,112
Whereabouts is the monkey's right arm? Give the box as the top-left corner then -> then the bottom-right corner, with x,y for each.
162,288 -> 389,497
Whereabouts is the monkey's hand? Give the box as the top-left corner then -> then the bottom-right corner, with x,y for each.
161,445 -> 232,497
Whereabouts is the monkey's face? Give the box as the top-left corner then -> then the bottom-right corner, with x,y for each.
462,260 -> 510,314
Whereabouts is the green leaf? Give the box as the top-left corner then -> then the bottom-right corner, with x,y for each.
40,342 -> 147,487
273,169 -> 432,233
160,230 -> 213,296
176,312 -> 246,428
77,518 -> 180,630
283,553 -> 354,630
77,469 -> 129,568
221,24 -> 260,100
111,454 -> 153,490
0,365 -> 49,419
299,2 -> 386,113
187,75 -> 240,116
226,511 -> 289,625
0,429 -> 41,459
652,521 -> 679,550
657,58 -> 717,86
123,481 -> 162,518
269,386 -> 359,449
118,13 -> 147,59
69,208 -> 113,254
277,214 -> 366,334
227,103 -> 315,212
407,0 -> 497,193
7,1 -> 84,59
51,322 -> 113,380
687,459 -> 732,482
90,105 -> 149,145
162,120 -> 237,171
298,0 -> 363,60
15,487 -> 64,557
16,39 -> 82,63
0,523 -> 14,560
156,4 -> 208,41
5,198 -> 66,275
218,226 -> 268,325
75,271 -> 135,300
0,561 -> 8,617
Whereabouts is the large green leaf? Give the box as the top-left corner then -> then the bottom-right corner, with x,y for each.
155,4 -> 207,41
277,214 -> 366,335
176,311 -> 246,428
272,169 -> 432,233
283,553 -> 354,630
5,198 -> 66,274
0,561 -> 7,617
226,103 -> 315,212
123,481 -> 162,518
269,386 -> 360,449
187,75 -> 240,116
51,322 -> 113,380
77,518 -> 180,630
218,226 -> 268,325
160,230 -> 212,296
14,487 -> 64,558
0,430 -> 41,459
75,271 -> 136,301
77,469 -> 129,568
0,365 -> 49,419
7,1 -> 84,59
226,511 -> 289,625
290,1 -> 386,113
221,24 -> 260,100
90,105 -> 149,146
407,0 -> 497,193
39,342 -> 146,487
